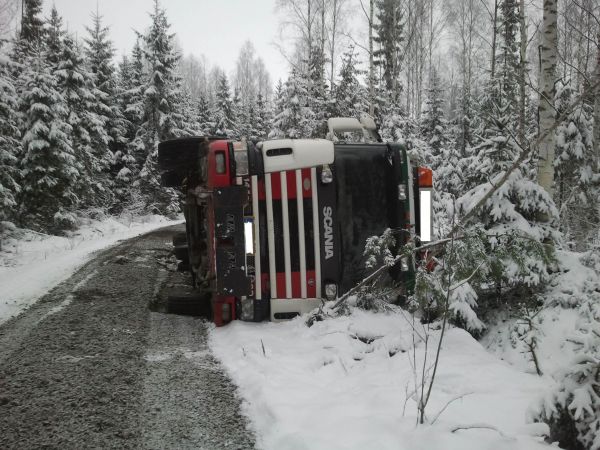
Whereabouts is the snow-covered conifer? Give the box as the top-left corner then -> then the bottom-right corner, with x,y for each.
0,54 -> 21,225
268,79 -> 285,139
196,93 -> 212,135
421,68 -> 447,157
19,53 -> 79,230
253,93 -> 271,140
212,73 -> 235,136
331,46 -> 367,119
373,0 -> 404,100
84,10 -> 129,191
55,34 -> 111,206
12,0 -> 45,63
553,79 -> 598,247
270,69 -> 314,139
45,6 -> 64,67
136,0 -> 186,215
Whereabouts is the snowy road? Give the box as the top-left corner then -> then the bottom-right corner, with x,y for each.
0,225 -> 255,449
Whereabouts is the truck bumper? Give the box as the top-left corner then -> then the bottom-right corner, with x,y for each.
270,298 -> 322,322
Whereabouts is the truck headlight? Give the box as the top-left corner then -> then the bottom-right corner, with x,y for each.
321,165 -> 333,184
325,283 -> 337,300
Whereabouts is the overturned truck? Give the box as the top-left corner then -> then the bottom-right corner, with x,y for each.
158,117 -> 433,326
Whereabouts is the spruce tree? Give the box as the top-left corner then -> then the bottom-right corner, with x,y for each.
55,34 -> 111,207
332,47 -> 368,119
305,46 -> 328,138
112,54 -> 139,200
231,87 -> 242,139
84,10 -> 128,194
269,80 -> 285,138
253,93 -> 271,140
12,0 -> 45,63
455,0 -> 559,298
45,6 -> 64,67
553,79 -> 598,247
120,40 -> 146,171
420,68 -> 447,157
136,0 -> 186,215
0,54 -> 21,226
271,69 -> 314,139
197,93 -> 212,135
212,73 -> 235,136
373,0 -> 403,100
19,53 -> 79,230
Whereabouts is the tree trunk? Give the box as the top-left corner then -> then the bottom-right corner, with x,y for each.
594,32 -> 600,167
329,0 -> 338,89
537,0 -> 558,196
368,0 -> 375,116
490,0 -> 498,80
320,0 -> 326,64
518,0 -> 527,147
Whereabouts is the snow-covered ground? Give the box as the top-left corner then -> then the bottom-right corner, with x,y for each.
210,309 -> 553,450
0,214 -> 181,324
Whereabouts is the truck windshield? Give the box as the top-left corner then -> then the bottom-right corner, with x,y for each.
334,144 -> 397,291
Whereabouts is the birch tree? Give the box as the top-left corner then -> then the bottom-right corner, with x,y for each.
537,0 -> 559,195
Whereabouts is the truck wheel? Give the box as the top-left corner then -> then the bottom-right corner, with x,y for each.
173,245 -> 189,263
172,232 -> 188,247
167,292 -> 211,318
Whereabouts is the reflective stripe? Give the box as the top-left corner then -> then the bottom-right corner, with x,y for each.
251,175 -> 261,300
311,168 -> 321,298
265,173 -> 277,298
281,171 -> 292,298
296,169 -> 307,298
407,161 -> 415,237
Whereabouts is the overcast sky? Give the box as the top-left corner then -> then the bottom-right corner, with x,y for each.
42,0 -> 290,83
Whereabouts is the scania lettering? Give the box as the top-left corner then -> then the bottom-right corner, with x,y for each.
157,116 -> 434,326
323,206 -> 334,260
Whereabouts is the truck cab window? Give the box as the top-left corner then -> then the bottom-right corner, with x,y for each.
216,152 -> 226,174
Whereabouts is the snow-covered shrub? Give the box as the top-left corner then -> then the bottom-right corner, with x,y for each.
532,249 -> 600,449
353,228 -> 404,312
410,227 -> 487,335
53,209 -> 77,232
553,79 -> 599,250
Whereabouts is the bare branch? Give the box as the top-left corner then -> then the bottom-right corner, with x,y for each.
451,423 -> 511,439
571,0 -> 600,28
431,392 -> 475,425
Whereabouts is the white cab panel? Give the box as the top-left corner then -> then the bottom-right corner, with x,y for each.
261,139 -> 334,173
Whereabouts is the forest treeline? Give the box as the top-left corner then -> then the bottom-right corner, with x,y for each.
0,0 -> 599,447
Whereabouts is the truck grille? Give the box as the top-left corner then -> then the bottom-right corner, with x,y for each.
251,168 -> 320,300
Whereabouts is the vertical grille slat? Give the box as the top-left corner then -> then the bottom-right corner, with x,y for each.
265,173 -> 277,298
251,175 -> 261,299
311,168 -> 321,298
281,171 -> 292,298
296,169 -> 307,298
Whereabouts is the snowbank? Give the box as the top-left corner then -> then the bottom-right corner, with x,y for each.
210,309 -> 553,450
0,214 -> 181,324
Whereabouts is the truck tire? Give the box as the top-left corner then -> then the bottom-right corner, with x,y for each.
157,137 -> 210,188
173,245 -> 189,263
172,232 -> 188,247
167,291 -> 212,317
